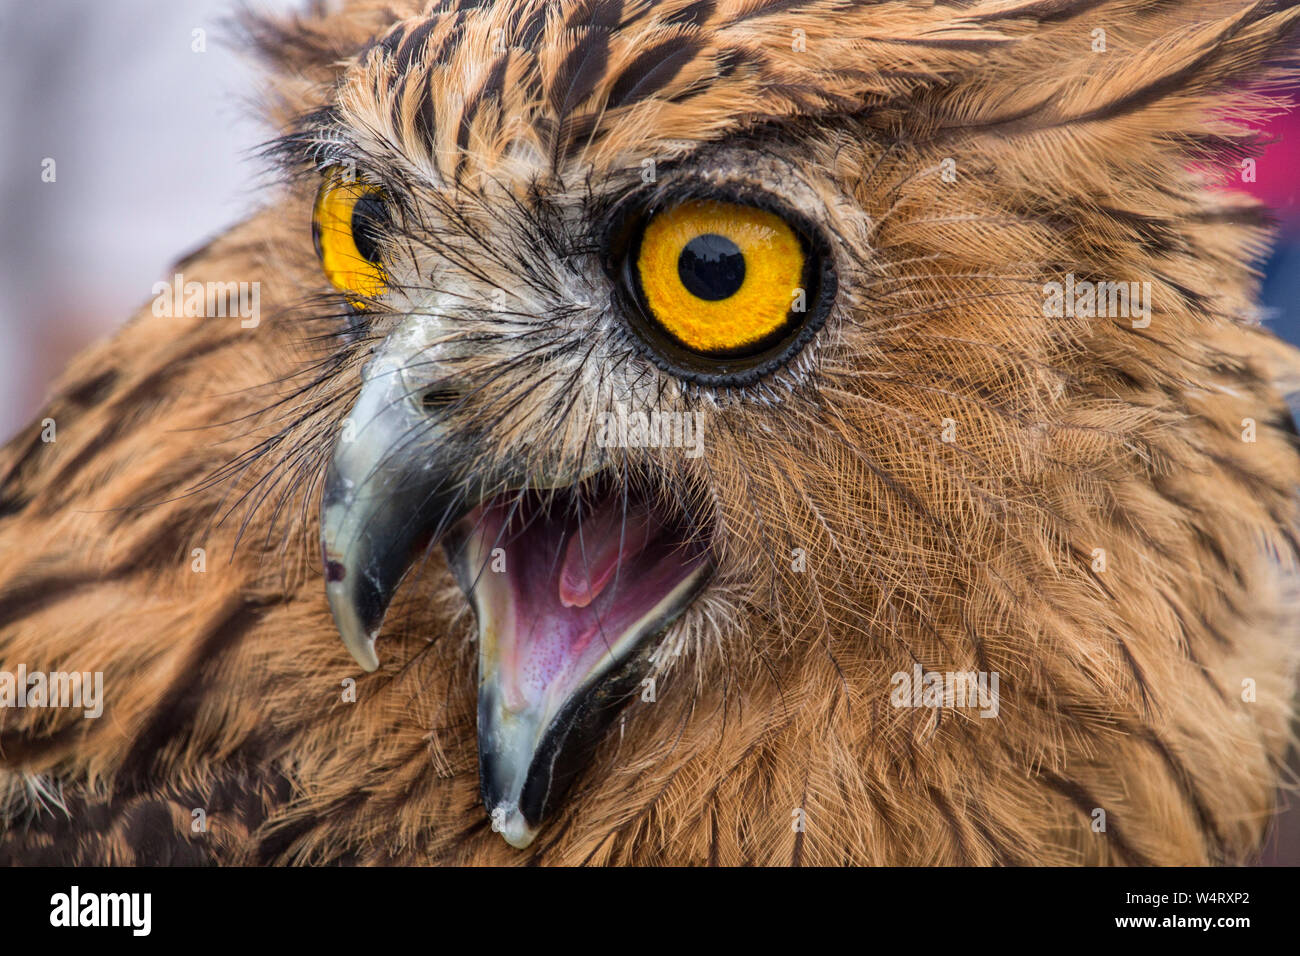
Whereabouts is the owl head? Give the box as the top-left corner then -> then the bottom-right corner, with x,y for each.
252,0 -> 1300,854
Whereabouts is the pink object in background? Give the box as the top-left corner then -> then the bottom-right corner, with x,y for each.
1236,104 -> 1300,232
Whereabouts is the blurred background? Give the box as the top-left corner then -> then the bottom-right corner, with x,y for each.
0,0 -> 1296,864
0,0 -> 296,440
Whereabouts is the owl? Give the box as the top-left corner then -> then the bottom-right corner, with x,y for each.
1,0 -> 1299,866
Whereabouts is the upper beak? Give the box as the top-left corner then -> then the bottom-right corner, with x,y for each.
319,350 -> 473,672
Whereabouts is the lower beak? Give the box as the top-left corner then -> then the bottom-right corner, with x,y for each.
449,519 -> 709,849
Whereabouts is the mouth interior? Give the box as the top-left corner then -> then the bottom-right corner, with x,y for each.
453,476 -> 711,714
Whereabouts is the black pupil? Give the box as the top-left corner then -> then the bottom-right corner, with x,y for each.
677,234 -> 745,301
351,195 -> 388,265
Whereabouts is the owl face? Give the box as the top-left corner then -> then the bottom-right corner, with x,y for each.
278,0 -> 1281,853
296,2 -> 899,847
312,126 -> 862,845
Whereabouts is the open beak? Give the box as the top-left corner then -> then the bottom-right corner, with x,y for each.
321,341 -> 712,848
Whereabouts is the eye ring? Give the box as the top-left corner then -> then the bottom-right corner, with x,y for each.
312,167 -> 391,307
606,189 -> 836,387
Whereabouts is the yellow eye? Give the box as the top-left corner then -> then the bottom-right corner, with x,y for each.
312,169 -> 390,306
633,200 -> 807,355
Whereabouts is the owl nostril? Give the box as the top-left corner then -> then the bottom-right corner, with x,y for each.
419,385 -> 462,414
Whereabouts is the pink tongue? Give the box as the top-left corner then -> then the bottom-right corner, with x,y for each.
558,502 -> 656,608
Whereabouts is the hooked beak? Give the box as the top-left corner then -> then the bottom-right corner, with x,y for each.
321,341 -> 712,849
319,356 -> 467,672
